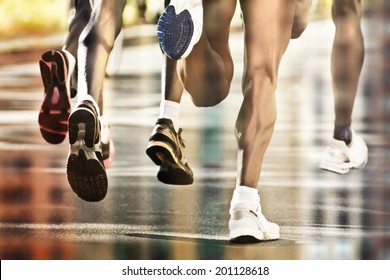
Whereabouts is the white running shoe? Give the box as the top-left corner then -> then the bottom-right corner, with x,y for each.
157,0 -> 203,59
320,130 -> 368,174
100,117 -> 115,169
229,208 -> 280,243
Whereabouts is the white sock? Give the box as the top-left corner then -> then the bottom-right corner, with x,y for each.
229,186 -> 260,214
159,100 -> 180,131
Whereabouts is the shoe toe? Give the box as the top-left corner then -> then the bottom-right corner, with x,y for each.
263,221 -> 280,240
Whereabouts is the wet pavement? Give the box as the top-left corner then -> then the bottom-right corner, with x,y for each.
0,8 -> 390,260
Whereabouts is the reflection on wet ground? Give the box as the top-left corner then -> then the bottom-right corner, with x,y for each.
0,5 -> 390,260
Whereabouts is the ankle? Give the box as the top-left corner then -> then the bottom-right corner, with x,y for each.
334,124 -> 352,145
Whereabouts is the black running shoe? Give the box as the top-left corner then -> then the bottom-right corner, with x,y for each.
66,99 -> 108,202
146,118 -> 193,185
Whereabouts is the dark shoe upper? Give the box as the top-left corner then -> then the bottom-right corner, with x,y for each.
147,118 -> 193,184
67,98 -> 107,202
149,118 -> 186,162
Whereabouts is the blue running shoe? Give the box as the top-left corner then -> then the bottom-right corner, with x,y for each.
157,0 -> 203,59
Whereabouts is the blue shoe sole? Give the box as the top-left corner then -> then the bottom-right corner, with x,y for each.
157,5 -> 194,59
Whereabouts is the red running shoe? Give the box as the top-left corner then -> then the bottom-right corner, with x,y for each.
38,50 -> 75,144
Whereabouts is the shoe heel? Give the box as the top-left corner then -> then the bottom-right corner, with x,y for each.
41,50 -> 67,84
68,108 -> 97,148
146,144 -> 169,166
356,156 -> 368,170
38,50 -> 71,144
39,59 -> 53,91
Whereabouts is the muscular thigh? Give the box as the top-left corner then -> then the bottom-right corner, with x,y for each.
240,0 -> 295,70
203,0 -> 236,64
98,0 -> 127,16
89,0 -> 127,36
203,0 -> 236,47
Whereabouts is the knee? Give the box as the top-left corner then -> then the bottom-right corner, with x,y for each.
79,27 -> 113,52
244,64 -> 278,91
334,23 -> 361,46
79,8 -> 122,50
79,22 -> 118,52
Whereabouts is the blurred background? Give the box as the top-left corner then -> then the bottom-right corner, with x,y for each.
0,0 -> 389,260
0,0 -> 163,38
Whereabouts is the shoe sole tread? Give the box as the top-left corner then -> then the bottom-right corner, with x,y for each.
38,50 -> 70,144
67,106 -> 107,202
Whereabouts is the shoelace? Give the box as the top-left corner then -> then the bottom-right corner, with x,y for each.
177,128 -> 186,148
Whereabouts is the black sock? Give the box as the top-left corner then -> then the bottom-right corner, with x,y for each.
334,124 -> 352,145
